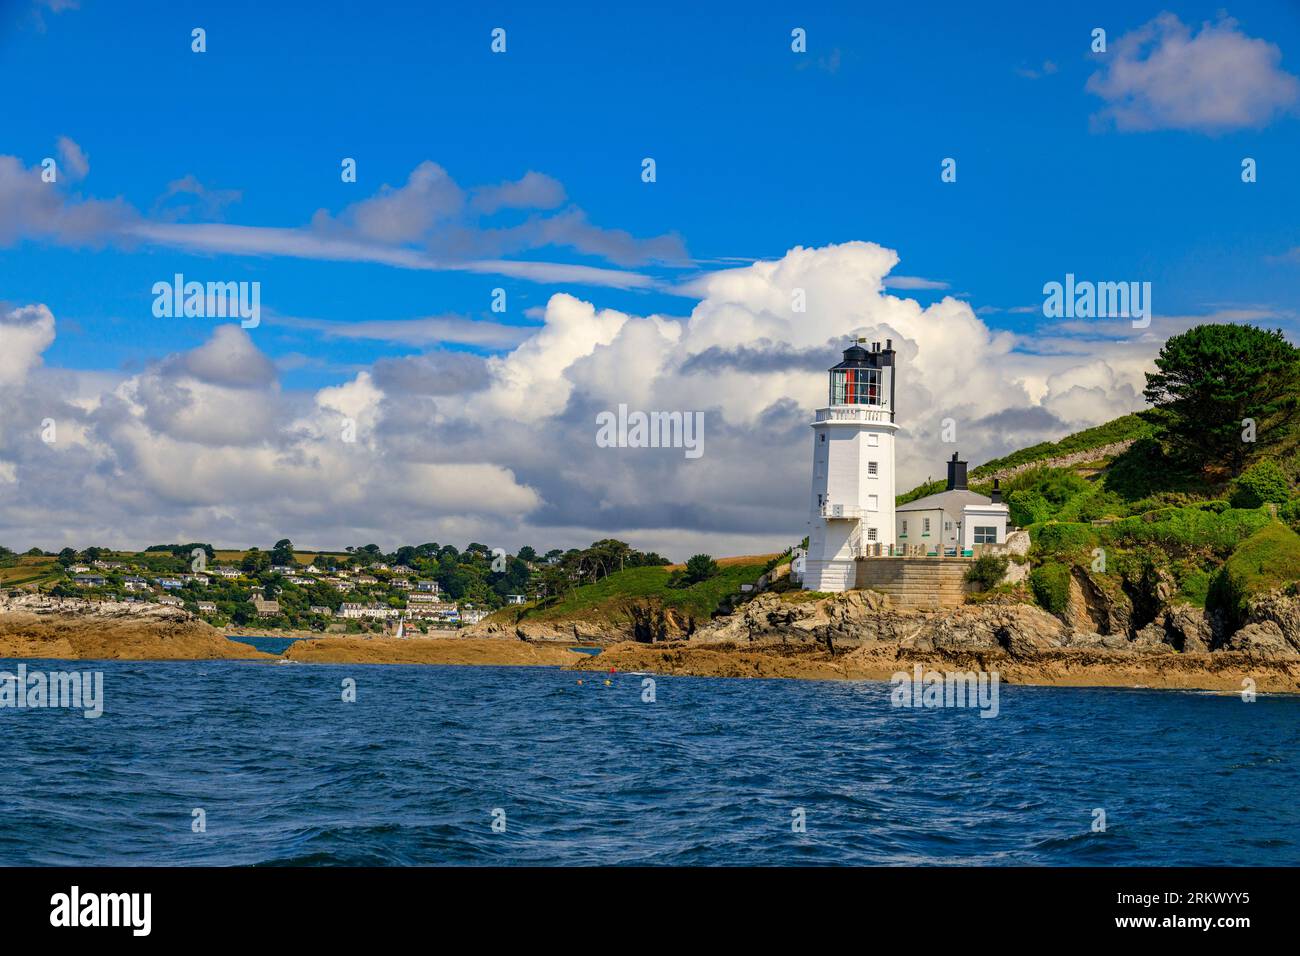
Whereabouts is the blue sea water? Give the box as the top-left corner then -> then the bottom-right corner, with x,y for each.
1,658 -> 1297,866
232,635 -> 303,655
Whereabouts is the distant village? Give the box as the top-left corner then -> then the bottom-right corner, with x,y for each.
15,538 -> 671,634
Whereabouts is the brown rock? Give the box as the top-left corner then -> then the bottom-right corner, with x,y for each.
1164,603 -> 1212,653
1223,621 -> 1298,660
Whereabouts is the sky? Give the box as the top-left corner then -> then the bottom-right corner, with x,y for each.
1,0 -> 1298,558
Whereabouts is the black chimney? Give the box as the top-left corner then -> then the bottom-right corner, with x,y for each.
991,478 -> 1001,503
946,452 -> 967,491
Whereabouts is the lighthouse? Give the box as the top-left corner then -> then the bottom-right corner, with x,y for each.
803,338 -> 899,592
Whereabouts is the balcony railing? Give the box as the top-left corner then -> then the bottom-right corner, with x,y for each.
819,502 -> 870,519
815,406 -> 891,424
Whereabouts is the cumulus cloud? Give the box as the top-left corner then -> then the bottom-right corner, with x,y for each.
171,324 -> 277,388
1087,13 -> 1300,133
323,161 -> 465,244
0,243 -> 1162,556
372,351 -> 489,396
0,304 -> 55,386
0,313 -> 542,549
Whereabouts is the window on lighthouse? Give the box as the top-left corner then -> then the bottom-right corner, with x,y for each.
830,368 -> 882,405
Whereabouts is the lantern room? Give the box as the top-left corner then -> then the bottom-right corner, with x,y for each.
829,338 -> 896,417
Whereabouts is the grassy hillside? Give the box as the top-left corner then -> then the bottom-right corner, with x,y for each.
513,555 -> 775,628
0,555 -> 63,588
1207,523 -> 1300,629
971,414 -> 1153,479
895,407 -> 1300,627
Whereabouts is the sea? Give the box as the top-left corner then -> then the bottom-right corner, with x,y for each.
1,656 -> 1296,865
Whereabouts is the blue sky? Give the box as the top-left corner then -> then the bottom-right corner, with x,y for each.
1,1 -> 1298,554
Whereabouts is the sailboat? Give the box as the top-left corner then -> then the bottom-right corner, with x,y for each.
394,618 -> 406,640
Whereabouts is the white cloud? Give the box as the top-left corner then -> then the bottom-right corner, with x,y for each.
278,313 -> 535,350
1087,13 -> 1300,133
327,161 -> 465,244
0,243 -> 1166,556
0,304 -> 55,386
472,171 -> 566,214
55,136 -> 89,180
0,153 -> 135,247
1,147 -> 682,290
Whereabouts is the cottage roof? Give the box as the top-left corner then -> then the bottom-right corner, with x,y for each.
895,489 -> 993,514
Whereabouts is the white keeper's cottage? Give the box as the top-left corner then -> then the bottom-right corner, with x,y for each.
804,338 -> 1011,593
896,453 -> 1010,553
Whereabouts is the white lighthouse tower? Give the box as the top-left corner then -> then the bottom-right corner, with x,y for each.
803,338 -> 899,592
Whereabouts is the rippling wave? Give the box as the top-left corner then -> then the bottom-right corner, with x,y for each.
1,660 -> 1296,865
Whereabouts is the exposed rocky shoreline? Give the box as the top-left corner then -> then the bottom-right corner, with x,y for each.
0,593 -> 271,661
564,587 -> 1300,691
4,589 -> 1299,692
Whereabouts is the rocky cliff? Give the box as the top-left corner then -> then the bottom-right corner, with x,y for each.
569,588 -> 1300,692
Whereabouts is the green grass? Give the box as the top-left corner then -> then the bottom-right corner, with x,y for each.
1029,522 -> 1101,558
897,413 -> 1153,504
970,414 -> 1153,479
1207,521 -> 1300,628
522,558 -> 771,625
0,556 -> 63,588
1029,562 -> 1071,616
1104,505 -> 1270,556
1219,522 -> 1300,593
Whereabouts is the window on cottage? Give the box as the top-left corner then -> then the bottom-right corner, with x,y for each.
867,461 -> 878,476
867,494 -> 879,511
901,520 -> 907,534
923,518 -> 931,533
974,526 -> 997,544
867,527 -> 878,541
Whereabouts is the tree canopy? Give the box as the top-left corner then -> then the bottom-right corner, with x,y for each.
1143,324 -> 1300,474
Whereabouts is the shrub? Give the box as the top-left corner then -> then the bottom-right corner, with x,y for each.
1005,466 -> 1091,509
964,554 -> 1008,589
683,554 -> 719,585
1054,489 -> 1122,523
1104,506 -> 1270,556
1206,522 -> 1300,631
1029,562 -> 1071,616
1008,490 -> 1051,528
1031,522 -> 1100,557
1280,497 -> 1300,534
1229,460 -> 1291,509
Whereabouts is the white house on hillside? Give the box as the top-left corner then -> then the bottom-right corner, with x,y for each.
896,453 -> 1010,554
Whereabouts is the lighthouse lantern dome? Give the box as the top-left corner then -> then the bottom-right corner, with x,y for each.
828,338 -> 895,410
